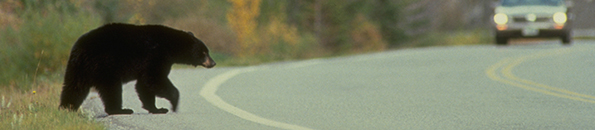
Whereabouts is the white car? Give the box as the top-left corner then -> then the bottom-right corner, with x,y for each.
493,0 -> 572,45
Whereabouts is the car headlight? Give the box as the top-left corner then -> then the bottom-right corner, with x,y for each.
553,12 -> 567,24
494,13 -> 508,25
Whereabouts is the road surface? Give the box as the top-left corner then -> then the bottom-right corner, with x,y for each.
83,40 -> 595,129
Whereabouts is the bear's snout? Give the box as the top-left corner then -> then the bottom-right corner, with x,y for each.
202,57 -> 216,68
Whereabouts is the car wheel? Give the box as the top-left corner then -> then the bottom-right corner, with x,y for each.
496,37 -> 508,45
561,34 -> 572,45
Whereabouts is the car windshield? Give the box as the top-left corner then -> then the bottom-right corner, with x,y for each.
501,0 -> 564,6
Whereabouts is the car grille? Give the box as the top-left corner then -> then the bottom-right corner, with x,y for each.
512,17 -> 550,23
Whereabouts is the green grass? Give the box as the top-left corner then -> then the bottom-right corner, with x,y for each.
403,29 -> 493,48
574,36 -> 595,40
0,1 -> 105,129
0,82 -> 104,130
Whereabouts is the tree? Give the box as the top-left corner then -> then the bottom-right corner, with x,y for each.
227,0 -> 262,57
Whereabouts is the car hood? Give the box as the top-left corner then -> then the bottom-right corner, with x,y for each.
495,5 -> 567,15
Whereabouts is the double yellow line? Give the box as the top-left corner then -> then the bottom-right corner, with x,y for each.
486,49 -> 595,103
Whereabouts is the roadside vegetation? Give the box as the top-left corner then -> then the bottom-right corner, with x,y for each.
0,1 -> 105,129
405,29 -> 493,48
0,0 -> 492,129
0,82 -> 103,130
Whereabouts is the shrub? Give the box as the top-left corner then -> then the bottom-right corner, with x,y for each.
0,3 -> 101,89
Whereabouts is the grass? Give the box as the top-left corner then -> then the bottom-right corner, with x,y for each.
403,29 -> 493,48
0,82 -> 104,130
0,2 -> 105,128
574,36 -> 595,40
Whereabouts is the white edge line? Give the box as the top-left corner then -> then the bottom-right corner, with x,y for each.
199,67 -> 314,130
198,51 -> 414,129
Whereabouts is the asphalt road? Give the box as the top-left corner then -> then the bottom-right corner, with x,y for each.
83,40 -> 595,130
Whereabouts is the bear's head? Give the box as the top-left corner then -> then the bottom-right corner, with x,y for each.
189,33 -> 216,68
170,31 -> 216,68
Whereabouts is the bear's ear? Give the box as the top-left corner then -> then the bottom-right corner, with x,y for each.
187,32 -> 194,36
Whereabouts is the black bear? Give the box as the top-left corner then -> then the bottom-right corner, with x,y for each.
59,23 -> 216,115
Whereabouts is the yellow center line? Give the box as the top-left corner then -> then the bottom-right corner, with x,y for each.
486,48 -> 595,103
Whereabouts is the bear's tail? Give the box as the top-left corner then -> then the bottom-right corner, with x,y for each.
59,81 -> 91,111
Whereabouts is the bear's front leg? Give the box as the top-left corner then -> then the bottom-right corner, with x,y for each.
155,79 -> 179,112
136,78 -> 172,114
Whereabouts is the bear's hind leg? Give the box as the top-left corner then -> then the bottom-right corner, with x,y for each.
96,82 -> 133,115
59,83 -> 91,111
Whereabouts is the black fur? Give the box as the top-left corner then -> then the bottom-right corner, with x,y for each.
59,23 -> 216,115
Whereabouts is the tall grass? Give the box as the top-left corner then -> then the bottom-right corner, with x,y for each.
0,2 -> 105,128
0,82 -> 104,130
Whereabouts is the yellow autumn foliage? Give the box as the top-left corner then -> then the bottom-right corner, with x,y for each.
227,0 -> 262,57
266,17 -> 300,46
350,14 -> 387,53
